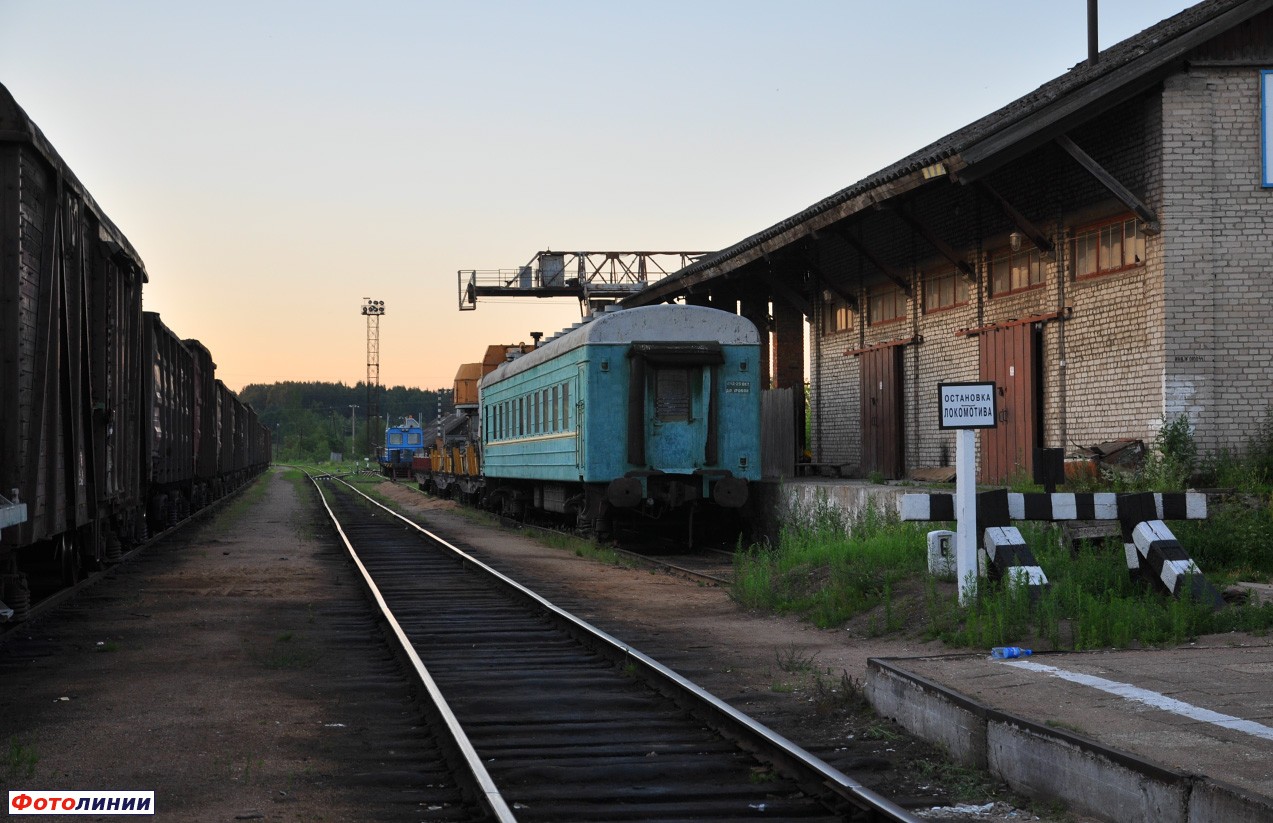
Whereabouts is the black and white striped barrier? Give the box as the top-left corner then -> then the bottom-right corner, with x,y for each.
982,526 -> 1048,595
1115,492 -> 1223,608
899,491 -> 1206,524
900,490 -> 1215,606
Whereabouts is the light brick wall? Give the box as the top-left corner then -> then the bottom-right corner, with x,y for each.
1162,66 -> 1273,452
809,29 -> 1273,475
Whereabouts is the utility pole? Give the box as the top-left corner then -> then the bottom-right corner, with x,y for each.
348,404 -> 359,460
361,298 -> 384,453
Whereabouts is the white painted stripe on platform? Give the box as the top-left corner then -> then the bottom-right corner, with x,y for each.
1007,660 -> 1273,742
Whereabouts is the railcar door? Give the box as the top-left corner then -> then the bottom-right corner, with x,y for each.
645,365 -> 701,472
627,342 -> 723,473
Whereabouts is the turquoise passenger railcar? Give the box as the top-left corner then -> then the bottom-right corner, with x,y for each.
478,304 -> 760,535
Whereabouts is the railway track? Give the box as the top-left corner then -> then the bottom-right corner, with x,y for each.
313,473 -> 919,822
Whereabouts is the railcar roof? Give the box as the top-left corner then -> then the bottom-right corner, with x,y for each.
0,83 -> 149,280
481,304 -> 759,388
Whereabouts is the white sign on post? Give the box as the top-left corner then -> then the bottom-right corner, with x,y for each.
938,382 -> 997,604
939,382 -> 998,429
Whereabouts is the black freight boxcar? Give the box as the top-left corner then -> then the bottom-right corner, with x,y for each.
143,312 -> 196,529
0,84 -> 149,608
0,83 -> 270,620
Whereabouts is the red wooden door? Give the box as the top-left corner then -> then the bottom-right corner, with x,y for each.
978,324 -> 1039,483
860,346 -> 904,480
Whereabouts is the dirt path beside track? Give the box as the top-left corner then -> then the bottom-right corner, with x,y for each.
0,471 -> 445,822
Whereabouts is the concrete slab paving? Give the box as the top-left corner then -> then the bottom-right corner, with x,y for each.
867,640 -> 1273,823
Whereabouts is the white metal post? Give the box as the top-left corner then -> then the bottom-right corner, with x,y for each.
955,427 -> 977,605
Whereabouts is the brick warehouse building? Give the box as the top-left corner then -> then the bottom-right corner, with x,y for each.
623,0 -> 1273,482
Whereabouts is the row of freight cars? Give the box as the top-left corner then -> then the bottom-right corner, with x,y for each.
0,83 -> 270,621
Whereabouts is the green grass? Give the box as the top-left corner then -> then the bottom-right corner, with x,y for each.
733,503 -> 928,629
733,498 -> 1273,651
736,410 -> 1273,650
4,739 -> 38,779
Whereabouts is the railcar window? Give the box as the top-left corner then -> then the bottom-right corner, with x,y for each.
407,433 -> 422,445
541,389 -> 550,432
654,368 -> 691,422
518,397 -> 525,437
389,433 -> 404,445
562,383 -> 570,430
551,385 -> 559,432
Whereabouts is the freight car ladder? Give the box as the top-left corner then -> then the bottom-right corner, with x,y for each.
458,250 -> 708,317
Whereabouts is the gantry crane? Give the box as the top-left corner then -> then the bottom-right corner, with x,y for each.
458,250 -> 709,317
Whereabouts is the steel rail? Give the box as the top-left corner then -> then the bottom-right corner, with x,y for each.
339,476 -> 921,822
607,545 -> 734,585
308,473 -> 516,823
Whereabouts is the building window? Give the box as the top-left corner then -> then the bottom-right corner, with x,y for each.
868,286 -> 907,325
923,267 -> 969,313
823,297 -> 853,334
1073,216 -> 1145,278
989,247 -> 1044,296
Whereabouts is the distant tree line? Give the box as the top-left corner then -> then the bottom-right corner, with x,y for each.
239,381 -> 453,462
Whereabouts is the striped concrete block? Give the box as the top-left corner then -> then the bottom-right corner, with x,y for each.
1128,519 -> 1223,608
983,526 -> 1049,592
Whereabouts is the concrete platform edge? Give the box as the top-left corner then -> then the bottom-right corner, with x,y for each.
865,656 -> 1273,823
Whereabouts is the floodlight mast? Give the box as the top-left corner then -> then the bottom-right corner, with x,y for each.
457,250 -> 709,317
361,298 -> 385,455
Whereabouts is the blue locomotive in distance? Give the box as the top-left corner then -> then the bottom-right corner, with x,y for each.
478,303 -> 761,540
380,417 -> 424,478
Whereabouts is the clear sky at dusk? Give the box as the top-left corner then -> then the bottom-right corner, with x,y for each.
1,1 -> 1197,392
